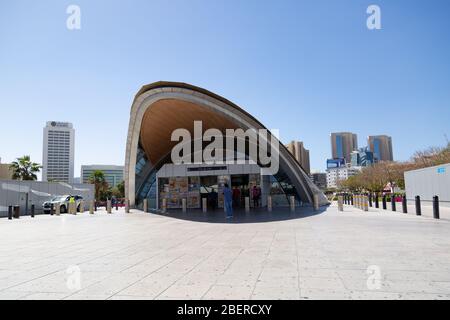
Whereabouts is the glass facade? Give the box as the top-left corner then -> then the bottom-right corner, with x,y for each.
81,166 -> 124,188
373,139 -> 381,161
336,135 -> 344,159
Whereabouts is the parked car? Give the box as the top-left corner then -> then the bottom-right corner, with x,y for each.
43,195 -> 84,214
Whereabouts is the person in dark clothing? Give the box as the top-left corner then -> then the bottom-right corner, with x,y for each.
210,190 -> 218,210
223,183 -> 233,218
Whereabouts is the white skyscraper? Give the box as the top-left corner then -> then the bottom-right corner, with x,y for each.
42,121 -> 75,183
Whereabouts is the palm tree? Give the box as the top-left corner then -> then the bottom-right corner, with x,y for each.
88,170 -> 109,200
10,155 -> 42,181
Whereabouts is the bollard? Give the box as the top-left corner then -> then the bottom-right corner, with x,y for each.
375,194 -> 379,208
245,196 -> 250,213
369,194 -> 372,207
202,198 -> 207,213
55,203 -> 61,216
8,205 -> 13,220
31,204 -> 35,218
350,195 -> 354,206
182,198 -> 187,213
415,196 -> 421,216
364,196 -> 369,212
50,204 -> 54,216
338,195 -> 344,212
13,205 -> 20,219
89,200 -> 94,214
107,200 -> 112,214
391,195 -> 396,212
143,199 -> 148,213
289,196 -> 295,212
402,195 -> 407,214
382,195 -> 387,210
116,201 -> 119,211
161,198 -> 167,213
313,193 -> 319,211
79,201 -> 85,213
267,195 -> 272,212
433,196 -> 440,219
70,202 -> 77,215
94,201 -> 98,212
125,199 -> 130,213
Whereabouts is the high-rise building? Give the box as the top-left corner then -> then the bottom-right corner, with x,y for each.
81,165 -> 124,188
326,165 -> 361,189
351,149 -> 375,167
311,172 -> 327,191
330,132 -> 358,163
368,135 -> 393,161
42,121 -> 75,183
286,140 -> 310,175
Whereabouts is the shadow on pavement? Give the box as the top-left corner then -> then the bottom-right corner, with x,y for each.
148,205 -> 329,224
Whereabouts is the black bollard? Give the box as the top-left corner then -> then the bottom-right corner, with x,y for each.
382,195 -> 387,210
415,196 -> 421,216
350,195 -> 354,206
391,195 -> 396,212
13,205 -> 20,219
116,201 -> 119,211
375,194 -> 379,208
402,195 -> 407,214
95,201 -> 98,212
433,196 -> 440,219
50,204 -> 54,216
369,193 -> 373,207
8,205 -> 13,220
31,204 -> 35,218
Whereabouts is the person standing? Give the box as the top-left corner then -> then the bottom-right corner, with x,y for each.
256,185 -> 262,207
232,186 -> 241,208
252,186 -> 260,208
223,183 -> 233,218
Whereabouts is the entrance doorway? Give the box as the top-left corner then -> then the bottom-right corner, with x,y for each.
200,176 -> 218,211
231,175 -> 249,208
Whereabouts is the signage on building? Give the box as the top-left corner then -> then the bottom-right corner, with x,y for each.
437,167 -> 446,174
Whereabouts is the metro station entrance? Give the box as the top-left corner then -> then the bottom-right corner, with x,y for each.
156,163 -> 264,211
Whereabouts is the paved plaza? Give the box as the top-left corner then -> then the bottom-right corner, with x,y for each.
1,204 -> 450,300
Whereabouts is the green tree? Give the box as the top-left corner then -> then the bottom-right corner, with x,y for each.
88,170 -> 109,201
10,155 -> 42,181
116,180 -> 125,198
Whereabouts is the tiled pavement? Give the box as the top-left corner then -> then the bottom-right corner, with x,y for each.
1,204 -> 450,300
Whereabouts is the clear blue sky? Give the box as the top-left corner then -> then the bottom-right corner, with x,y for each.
1,0 -> 449,177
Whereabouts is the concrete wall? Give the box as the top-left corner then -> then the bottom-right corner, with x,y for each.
404,163 -> 450,204
0,180 -> 94,217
